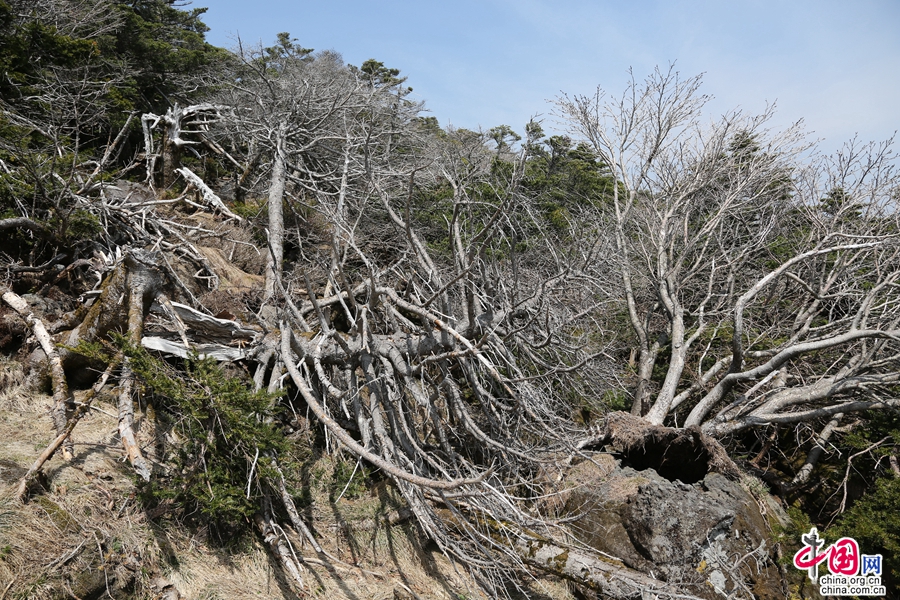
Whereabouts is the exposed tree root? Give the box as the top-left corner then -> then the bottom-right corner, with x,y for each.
595,411 -> 741,482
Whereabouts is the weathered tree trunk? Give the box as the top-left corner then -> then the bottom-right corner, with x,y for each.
63,263 -> 129,367
255,497 -> 305,594
646,306 -> 687,425
160,126 -> 182,189
117,251 -> 164,481
264,135 -> 286,303
2,290 -> 74,460
514,534 -> 698,599
630,341 -> 659,417
62,250 -> 166,480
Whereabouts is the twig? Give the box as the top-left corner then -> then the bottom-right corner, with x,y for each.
830,436 -> 891,523
0,573 -> 18,600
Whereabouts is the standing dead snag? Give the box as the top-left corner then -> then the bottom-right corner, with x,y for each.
264,134 -> 286,305
141,103 -> 226,188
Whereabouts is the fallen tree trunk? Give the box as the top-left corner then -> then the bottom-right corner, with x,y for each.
433,506 -> 702,600
515,534 -> 699,599
254,498 -> 306,595
140,336 -> 249,361
0,217 -> 49,236
2,289 -> 74,460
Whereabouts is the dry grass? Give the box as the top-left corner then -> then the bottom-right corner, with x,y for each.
0,384 -> 573,600
0,388 -> 160,599
0,357 -> 34,413
186,211 -> 266,277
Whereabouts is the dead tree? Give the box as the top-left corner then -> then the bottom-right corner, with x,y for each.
5,51 -> 799,597
141,103 -> 227,188
557,67 -> 900,483
212,41 -> 417,312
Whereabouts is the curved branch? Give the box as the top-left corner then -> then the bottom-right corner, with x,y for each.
0,217 -> 49,236
280,326 -> 489,490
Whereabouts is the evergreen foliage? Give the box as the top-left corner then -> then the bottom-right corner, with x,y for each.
76,337 -> 288,539
521,124 -> 616,229
130,346 -> 286,536
832,476 -> 900,586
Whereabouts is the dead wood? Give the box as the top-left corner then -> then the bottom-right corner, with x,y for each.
60,250 -> 169,480
118,250 -> 168,481
255,498 -> 306,595
149,299 -> 259,343
0,217 -> 49,236
433,506 -> 701,600
2,289 -> 74,460
175,166 -> 244,222
61,258 -> 130,366
515,535 -> 699,599
140,336 -> 249,361
14,356 -> 120,500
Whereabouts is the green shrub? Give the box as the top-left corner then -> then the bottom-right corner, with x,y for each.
831,476 -> 900,587
330,457 -> 369,500
76,337 -> 288,539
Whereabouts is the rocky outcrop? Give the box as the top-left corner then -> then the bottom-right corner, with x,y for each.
556,420 -> 788,599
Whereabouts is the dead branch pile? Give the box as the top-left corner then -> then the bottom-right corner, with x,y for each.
0,89 -> 688,598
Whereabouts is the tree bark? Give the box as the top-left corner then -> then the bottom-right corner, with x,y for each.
0,217 -> 49,236
2,290 -> 74,460
116,252 -> 164,481
255,501 -> 305,594
435,506 -> 701,600
789,412 -> 843,489
264,135 -> 286,302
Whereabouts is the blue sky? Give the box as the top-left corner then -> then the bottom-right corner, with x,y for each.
200,0 -> 900,153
